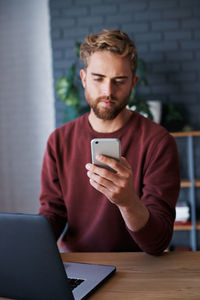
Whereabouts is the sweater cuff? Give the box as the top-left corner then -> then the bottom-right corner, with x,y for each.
126,212 -> 168,255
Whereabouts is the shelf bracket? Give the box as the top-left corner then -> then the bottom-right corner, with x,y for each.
187,136 -> 197,251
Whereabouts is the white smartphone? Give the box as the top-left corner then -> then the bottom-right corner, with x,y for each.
91,138 -> 121,172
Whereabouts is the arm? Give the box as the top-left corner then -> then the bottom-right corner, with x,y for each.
85,134 -> 180,255
38,134 -> 67,240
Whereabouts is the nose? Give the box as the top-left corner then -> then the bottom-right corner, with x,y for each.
102,80 -> 113,97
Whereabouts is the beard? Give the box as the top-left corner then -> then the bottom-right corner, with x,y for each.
85,88 -> 132,120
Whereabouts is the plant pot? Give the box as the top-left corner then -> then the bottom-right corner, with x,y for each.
147,100 -> 162,124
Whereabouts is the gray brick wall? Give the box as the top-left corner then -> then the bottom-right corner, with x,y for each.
49,0 -> 200,250
49,0 -> 200,129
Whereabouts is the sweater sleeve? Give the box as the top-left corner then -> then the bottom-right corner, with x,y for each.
38,132 -> 67,240
128,133 -> 180,255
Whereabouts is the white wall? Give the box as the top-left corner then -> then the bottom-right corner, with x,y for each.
0,0 -> 55,213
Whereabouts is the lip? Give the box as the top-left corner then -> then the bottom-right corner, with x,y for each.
99,100 -> 115,107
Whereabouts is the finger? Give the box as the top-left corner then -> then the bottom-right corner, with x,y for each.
85,157 -> 132,183
89,178 -> 111,197
87,165 -> 131,197
121,157 -> 132,169
86,162 -> 118,181
87,170 -> 114,189
89,176 -> 121,203
96,155 -> 132,177
95,154 -> 122,173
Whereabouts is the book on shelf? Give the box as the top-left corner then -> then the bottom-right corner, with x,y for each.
175,202 -> 190,223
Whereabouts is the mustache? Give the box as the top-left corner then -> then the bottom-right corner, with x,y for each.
97,96 -> 118,102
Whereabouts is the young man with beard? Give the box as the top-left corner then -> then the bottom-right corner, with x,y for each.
39,30 -> 180,255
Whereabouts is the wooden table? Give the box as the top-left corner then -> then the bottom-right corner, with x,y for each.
61,251 -> 200,300
1,251 -> 200,300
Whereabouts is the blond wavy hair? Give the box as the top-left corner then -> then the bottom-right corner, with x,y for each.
80,29 -> 138,75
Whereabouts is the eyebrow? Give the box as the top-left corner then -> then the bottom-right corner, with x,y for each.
91,73 -> 128,79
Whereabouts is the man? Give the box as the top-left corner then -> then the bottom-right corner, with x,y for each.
39,30 -> 180,255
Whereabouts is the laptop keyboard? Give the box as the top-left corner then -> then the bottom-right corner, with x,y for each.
68,277 -> 84,290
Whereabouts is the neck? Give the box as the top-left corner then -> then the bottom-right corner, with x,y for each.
88,108 -> 132,133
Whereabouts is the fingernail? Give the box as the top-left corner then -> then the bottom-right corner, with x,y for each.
85,163 -> 91,170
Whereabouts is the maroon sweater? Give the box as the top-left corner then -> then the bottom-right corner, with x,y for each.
39,112 -> 180,254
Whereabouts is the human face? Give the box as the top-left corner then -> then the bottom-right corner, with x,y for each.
80,51 -> 136,120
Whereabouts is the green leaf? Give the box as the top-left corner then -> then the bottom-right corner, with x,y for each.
130,98 -> 153,120
67,63 -> 76,82
137,58 -> 146,73
74,42 -> 81,57
56,77 -> 70,102
65,84 -> 80,107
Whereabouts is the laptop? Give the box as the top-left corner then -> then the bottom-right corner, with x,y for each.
0,212 -> 116,300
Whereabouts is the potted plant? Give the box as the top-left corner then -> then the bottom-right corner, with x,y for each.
128,58 -> 153,120
55,42 -> 89,122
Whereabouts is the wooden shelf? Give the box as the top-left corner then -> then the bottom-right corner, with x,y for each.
174,222 -> 192,230
171,131 -> 200,137
171,132 -> 200,250
174,221 -> 200,231
181,179 -> 200,188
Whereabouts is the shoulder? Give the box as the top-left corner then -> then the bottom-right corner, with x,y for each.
128,112 -> 178,160
49,113 -> 89,139
130,111 -> 172,142
47,113 -> 89,148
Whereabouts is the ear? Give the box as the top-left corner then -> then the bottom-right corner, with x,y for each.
80,69 -> 86,88
131,75 -> 139,91
131,75 -> 139,90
